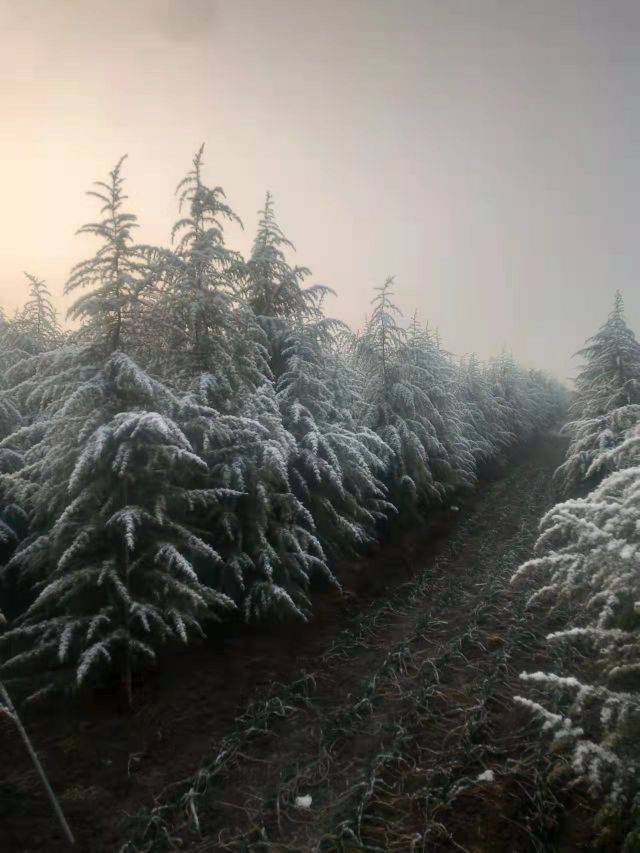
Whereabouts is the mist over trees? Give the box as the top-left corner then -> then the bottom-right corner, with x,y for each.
0,150 -> 566,705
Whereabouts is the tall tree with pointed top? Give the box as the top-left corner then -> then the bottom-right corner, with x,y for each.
66,155 -> 147,355
276,314 -> 393,562
151,146 -> 268,410
356,278 -> 445,514
404,314 -> 476,494
557,291 -> 640,492
0,274 -> 63,370
0,158 -> 234,705
243,192 -> 332,381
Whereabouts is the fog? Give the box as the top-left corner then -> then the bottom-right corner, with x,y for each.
3,0 -> 640,379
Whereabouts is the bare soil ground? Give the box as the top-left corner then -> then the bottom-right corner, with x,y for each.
1,432 -> 604,852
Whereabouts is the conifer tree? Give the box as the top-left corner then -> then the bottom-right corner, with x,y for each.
557,292 -> 640,492
0,274 -> 63,371
513,301 -> 640,841
485,352 -> 555,447
0,275 -> 61,568
356,278 -> 445,513
243,192 -> 331,380
277,315 -> 393,561
404,314 -> 475,493
17,275 -> 63,352
66,158 -> 148,354
245,192 -> 314,321
513,451 -> 640,835
574,291 -> 640,417
178,384 -> 338,622
0,158 -> 234,704
152,146 -> 268,410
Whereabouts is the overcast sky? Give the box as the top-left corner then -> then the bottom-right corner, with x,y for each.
2,0 -> 639,380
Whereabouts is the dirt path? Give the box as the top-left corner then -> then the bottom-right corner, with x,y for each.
117,429 -> 594,852
3,431 -> 594,852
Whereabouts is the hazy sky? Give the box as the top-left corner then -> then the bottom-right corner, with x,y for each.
2,0 -> 639,380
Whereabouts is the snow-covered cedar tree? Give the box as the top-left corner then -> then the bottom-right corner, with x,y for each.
512,479 -> 640,843
356,279 -> 468,515
456,355 -> 504,465
525,368 -> 570,432
276,313 -> 394,562
242,194 -> 391,564
0,275 -> 63,579
511,303 -> 639,843
0,274 -> 63,370
146,145 -> 269,410
486,354 -> 534,444
66,159 -> 150,355
557,291 -> 640,493
0,158 -> 234,705
512,447 -> 640,843
0,156 -> 152,523
175,383 -> 339,622
242,191 -> 332,381
404,314 -> 476,494
1,357 -> 236,704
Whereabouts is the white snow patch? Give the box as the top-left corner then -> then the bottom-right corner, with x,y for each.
477,769 -> 495,782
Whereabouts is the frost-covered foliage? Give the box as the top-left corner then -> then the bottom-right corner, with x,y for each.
149,146 -> 269,410
0,161 -> 235,703
0,275 -> 63,366
0,151 -> 565,702
514,297 -> 640,846
0,356 -> 235,703
177,385 -> 336,623
66,156 -> 147,355
355,279 -> 455,514
557,292 -> 640,493
243,191 -> 331,380
277,315 -> 393,561
354,284 -> 563,517
0,274 -> 63,621
457,354 -> 508,464
404,316 -> 476,493
513,467 -> 640,843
